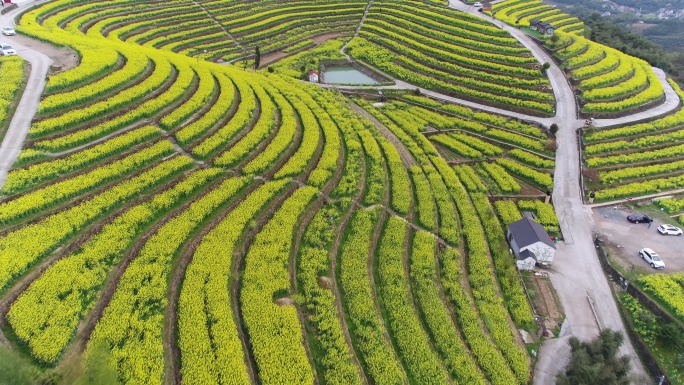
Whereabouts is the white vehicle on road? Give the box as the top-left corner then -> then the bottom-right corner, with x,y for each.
1,44 -> 16,56
2,27 -> 16,36
657,224 -> 683,236
473,2 -> 483,7
639,248 -> 665,269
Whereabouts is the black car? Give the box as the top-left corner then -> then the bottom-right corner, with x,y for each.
627,213 -> 653,223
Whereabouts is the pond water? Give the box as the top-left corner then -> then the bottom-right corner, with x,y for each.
323,66 -> 379,85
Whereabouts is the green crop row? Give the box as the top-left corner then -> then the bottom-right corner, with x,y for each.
192,76 -> 256,159
595,174 -> 684,201
600,159 -> 684,184
87,176 -> 249,384
482,162 -> 522,194
339,209 -> 409,384
379,139 -> 412,216
432,134 -> 483,159
433,158 -> 530,384
241,186 -> 318,384
34,55 -> 195,152
454,165 -> 488,192
471,193 -> 535,326
509,149 -> 554,168
0,140 -> 175,224
377,217 -> 451,383
178,180 -> 288,385
497,158 -> 553,189
31,55 -> 172,137
410,231 -> 486,384
587,143 -> 684,167
213,81 -> 277,167
638,274 -> 684,323
409,166 -> 436,230
494,200 -> 523,225
7,167 -> 218,363
297,204 -> 363,384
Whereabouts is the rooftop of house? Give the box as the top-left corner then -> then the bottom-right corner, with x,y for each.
508,217 -> 556,249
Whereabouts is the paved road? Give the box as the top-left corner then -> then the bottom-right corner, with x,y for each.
0,2 -> 52,191
446,1 -> 649,383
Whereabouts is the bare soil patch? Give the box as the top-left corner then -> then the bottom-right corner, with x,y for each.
11,34 -> 78,73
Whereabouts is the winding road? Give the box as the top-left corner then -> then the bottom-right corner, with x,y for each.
0,1 -> 52,191
0,0 -> 674,381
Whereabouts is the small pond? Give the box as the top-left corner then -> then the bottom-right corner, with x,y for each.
323,66 -> 379,85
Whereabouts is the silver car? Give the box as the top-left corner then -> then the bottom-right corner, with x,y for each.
657,224 -> 683,236
1,44 -> 16,56
639,248 -> 665,270
2,27 -> 15,36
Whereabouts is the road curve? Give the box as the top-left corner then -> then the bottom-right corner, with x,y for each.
446,1 -> 649,383
0,2 -> 53,191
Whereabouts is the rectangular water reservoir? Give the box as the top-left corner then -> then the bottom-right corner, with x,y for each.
323,66 -> 379,85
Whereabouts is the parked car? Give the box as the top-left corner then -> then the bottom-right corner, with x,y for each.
657,224 -> 683,236
473,2 -> 483,7
1,44 -> 16,56
627,213 -> 653,223
639,248 -> 665,269
2,27 -> 16,36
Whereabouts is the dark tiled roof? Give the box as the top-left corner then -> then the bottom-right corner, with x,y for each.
518,249 -> 537,261
508,217 -> 556,249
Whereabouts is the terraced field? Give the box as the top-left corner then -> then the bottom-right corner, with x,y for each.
347,0 -> 556,116
492,0 -> 585,36
582,81 -> 684,202
0,0 -> 544,384
546,33 -> 666,118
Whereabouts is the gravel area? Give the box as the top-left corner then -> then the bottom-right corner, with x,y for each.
593,206 -> 684,273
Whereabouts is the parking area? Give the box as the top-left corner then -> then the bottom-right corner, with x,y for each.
592,206 -> 684,273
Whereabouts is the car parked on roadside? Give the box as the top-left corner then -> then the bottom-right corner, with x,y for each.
639,248 -> 665,269
627,213 -> 653,223
473,2 -> 483,7
1,44 -> 16,56
2,27 -> 16,36
657,224 -> 683,236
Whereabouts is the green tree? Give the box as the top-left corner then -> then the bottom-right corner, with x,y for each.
658,323 -> 684,351
254,45 -> 261,70
557,329 -> 631,385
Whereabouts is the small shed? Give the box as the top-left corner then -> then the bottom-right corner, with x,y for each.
507,217 -> 556,270
308,70 -> 319,83
537,22 -> 555,36
528,18 -> 541,29
482,1 -> 492,12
